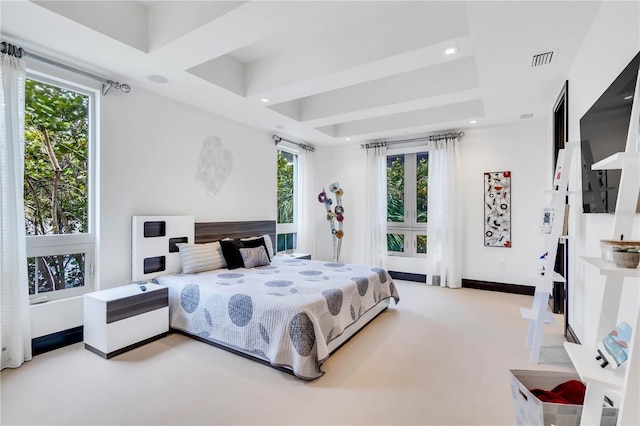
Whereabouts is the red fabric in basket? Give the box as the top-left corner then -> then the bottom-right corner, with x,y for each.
531,380 -> 586,405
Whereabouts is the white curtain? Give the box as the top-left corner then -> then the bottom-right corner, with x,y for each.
426,137 -> 462,288
1,52 -> 32,369
296,148 -> 315,256
364,144 -> 388,268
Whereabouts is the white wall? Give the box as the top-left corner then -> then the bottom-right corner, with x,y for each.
100,87 -> 275,288
313,117 -> 550,284
460,119 -> 552,285
564,0 -> 640,346
312,144 -> 366,263
32,84 -> 275,338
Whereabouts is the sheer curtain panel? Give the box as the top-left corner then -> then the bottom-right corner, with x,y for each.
296,148 -> 315,256
0,52 -> 32,369
426,137 -> 462,288
364,145 -> 388,268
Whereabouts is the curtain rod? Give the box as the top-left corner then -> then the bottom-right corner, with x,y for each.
272,135 -> 315,152
360,131 -> 464,149
1,41 -> 131,96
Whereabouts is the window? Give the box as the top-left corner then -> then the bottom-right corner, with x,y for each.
386,151 -> 428,257
276,149 -> 297,252
24,75 -> 96,301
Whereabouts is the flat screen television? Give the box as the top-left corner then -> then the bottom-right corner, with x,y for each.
580,51 -> 640,213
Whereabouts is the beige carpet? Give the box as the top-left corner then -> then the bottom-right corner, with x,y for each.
1,281 -> 574,425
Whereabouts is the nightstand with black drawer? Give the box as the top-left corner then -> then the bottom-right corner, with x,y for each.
83,283 -> 169,358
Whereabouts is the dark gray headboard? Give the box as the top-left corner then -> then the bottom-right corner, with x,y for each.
195,220 -> 276,252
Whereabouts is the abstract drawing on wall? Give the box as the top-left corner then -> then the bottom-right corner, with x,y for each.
195,136 -> 233,197
484,171 -> 511,248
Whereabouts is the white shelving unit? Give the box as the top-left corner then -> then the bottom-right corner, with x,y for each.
521,141 -> 577,364
565,247 -> 639,425
563,63 -> 640,426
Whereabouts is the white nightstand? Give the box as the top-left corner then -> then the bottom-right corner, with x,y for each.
84,283 -> 169,358
277,253 -> 311,260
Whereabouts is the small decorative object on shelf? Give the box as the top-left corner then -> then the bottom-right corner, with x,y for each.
596,321 -> 632,369
539,252 -> 548,274
318,182 -> 344,262
600,234 -> 640,267
539,207 -> 554,234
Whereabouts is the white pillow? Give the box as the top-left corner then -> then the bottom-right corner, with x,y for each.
176,241 -> 226,274
241,234 -> 275,259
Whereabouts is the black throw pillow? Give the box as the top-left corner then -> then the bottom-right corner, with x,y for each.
220,237 -> 271,269
220,239 -> 245,269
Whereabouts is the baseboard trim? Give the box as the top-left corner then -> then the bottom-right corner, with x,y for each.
389,271 -> 427,283
32,326 -> 83,356
462,279 -> 535,296
566,324 -> 580,344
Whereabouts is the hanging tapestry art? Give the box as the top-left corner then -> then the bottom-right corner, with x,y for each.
484,171 -> 511,248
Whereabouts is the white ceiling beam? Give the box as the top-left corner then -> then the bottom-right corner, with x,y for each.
316,99 -> 485,138
243,1 -> 470,97
269,56 -> 478,124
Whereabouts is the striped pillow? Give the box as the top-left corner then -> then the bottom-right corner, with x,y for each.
239,246 -> 270,268
241,234 -> 275,259
176,241 -> 226,274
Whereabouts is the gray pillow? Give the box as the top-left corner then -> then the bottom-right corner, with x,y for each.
239,245 -> 270,268
176,241 -> 226,273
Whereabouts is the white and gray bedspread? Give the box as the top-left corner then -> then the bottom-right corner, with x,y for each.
153,257 -> 399,379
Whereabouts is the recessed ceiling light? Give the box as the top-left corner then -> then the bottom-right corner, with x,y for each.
345,138 -> 351,141
624,95 -> 633,100
147,74 -> 168,84
469,120 -> 477,124
444,46 -> 458,55
260,98 -> 271,103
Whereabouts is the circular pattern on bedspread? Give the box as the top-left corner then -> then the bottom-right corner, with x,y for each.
228,294 -> 253,327
371,267 -> 388,283
351,276 -> 369,296
265,280 -> 293,287
322,289 -> 343,316
180,284 -> 200,313
389,281 -> 398,299
218,273 -> 244,279
324,262 -> 345,268
299,270 -> 322,276
283,259 -> 303,263
204,308 -> 213,326
259,323 -> 270,344
289,313 -> 315,357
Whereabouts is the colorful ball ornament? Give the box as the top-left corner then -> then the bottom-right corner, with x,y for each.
326,212 -> 335,221
329,182 -> 340,193
325,198 -> 333,206
334,206 -> 344,214
317,191 -> 327,203
335,189 -> 344,197
335,230 -> 344,239
336,214 -> 344,222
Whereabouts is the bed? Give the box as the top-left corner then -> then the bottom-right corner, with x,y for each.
131,216 -> 399,380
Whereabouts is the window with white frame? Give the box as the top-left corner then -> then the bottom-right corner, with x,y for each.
386,150 -> 428,257
276,148 -> 297,253
24,74 -> 96,301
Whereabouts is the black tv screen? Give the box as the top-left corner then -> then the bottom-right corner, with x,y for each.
580,51 -> 639,213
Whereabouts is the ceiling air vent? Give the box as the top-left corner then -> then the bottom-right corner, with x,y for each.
531,51 -> 554,67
